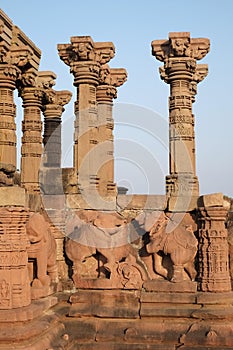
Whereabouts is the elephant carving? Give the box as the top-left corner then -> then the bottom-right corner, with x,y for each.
65,210 -> 148,288
146,213 -> 198,282
26,212 -> 58,289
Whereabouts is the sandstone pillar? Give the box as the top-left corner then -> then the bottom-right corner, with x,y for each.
198,194 -> 231,292
0,10 -> 41,172
19,71 -> 56,194
43,90 -> 72,167
58,37 -> 115,196
96,64 -> 127,196
0,64 -> 20,168
152,32 -> 210,210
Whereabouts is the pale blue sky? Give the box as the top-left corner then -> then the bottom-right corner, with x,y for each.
1,1 -> 233,196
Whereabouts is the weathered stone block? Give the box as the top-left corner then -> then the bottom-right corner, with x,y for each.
143,280 -> 197,293
0,187 -> 26,206
140,303 -> 201,318
66,193 -> 116,210
69,290 -> 140,318
40,167 -> 63,194
167,195 -> 198,212
196,292 -> 233,305
116,194 -> 167,211
202,192 -> 224,207
191,305 -> 233,319
141,291 -> 197,304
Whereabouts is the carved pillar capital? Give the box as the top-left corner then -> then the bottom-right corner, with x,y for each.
97,64 -> 127,102
43,89 -> 72,118
58,36 -> 115,86
152,32 -> 210,93
152,32 -> 210,62
42,89 -> 72,168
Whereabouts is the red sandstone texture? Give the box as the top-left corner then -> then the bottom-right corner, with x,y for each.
0,8 -> 232,349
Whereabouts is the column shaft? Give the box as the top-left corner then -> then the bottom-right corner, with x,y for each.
20,87 -> 43,193
0,65 -> 19,167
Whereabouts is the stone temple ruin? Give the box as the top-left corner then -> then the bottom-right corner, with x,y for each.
0,8 -> 233,350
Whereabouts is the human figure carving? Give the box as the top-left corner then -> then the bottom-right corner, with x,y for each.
146,213 -> 198,282
26,212 -> 58,288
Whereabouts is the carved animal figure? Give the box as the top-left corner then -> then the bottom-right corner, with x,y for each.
65,210 -> 148,283
146,213 -> 198,282
26,212 -> 58,288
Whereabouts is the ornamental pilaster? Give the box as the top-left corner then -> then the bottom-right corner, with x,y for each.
58,36 -> 115,195
198,197 -> 231,292
152,32 -> 210,209
43,89 -> 72,167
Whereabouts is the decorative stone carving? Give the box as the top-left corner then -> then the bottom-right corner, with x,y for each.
152,32 -> 210,210
145,212 -> 198,282
0,207 -> 31,309
198,194 -> 231,292
0,11 -> 41,170
96,65 -> 127,196
26,212 -> 58,298
58,36 -> 125,202
19,71 -> 57,194
65,210 -> 148,289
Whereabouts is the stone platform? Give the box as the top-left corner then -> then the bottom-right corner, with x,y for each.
1,288 -> 233,349
62,287 -> 233,349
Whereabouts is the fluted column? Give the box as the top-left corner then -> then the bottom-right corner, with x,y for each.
58,36 -> 115,195
19,71 -> 56,193
96,64 -> 127,196
43,90 -> 72,167
152,32 -> 210,208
